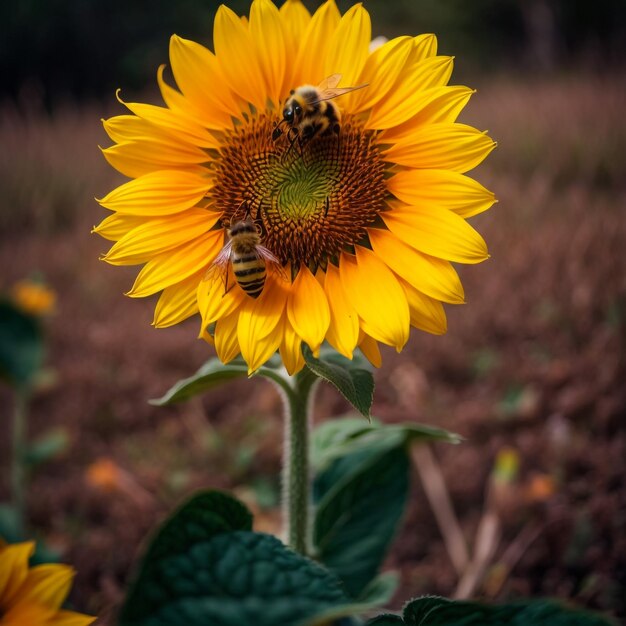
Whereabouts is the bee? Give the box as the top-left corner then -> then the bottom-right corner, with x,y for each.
206,218 -> 283,299
272,74 -> 367,147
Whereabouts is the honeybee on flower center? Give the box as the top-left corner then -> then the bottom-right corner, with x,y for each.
272,74 -> 368,148
205,217 -> 284,299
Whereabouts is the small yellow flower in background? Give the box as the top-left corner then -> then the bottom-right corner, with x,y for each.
10,280 -> 56,317
95,0 -> 496,375
0,541 -> 95,625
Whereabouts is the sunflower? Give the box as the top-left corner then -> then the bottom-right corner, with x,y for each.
95,0 -> 496,375
0,541 -> 95,625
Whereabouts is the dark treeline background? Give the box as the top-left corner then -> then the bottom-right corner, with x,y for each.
2,0 -> 625,106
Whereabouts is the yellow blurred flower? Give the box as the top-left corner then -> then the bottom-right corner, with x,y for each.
96,0 -> 495,374
10,280 -> 56,317
0,541 -> 95,625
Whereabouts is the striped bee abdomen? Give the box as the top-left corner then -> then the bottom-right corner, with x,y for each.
232,252 -> 266,298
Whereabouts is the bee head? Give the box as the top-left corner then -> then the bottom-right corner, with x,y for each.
282,99 -> 302,125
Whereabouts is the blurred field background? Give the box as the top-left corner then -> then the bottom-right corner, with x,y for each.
1,1 -> 625,623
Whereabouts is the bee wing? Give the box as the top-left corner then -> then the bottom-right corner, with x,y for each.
315,74 -> 369,103
203,240 -> 232,283
317,73 -> 343,92
255,245 -> 289,283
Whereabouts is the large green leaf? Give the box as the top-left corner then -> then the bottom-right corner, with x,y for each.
0,299 -> 44,388
303,345 -> 374,419
366,596 -> 616,625
120,490 -> 361,626
313,434 -> 409,599
312,419 -> 460,601
150,354 -> 290,405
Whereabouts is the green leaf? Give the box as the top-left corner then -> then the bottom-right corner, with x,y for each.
303,345 -> 374,419
313,434 -> 410,599
314,420 -> 460,472
150,354 -> 289,405
366,617 -> 404,625
132,490 -> 253,571
312,419 -> 460,600
120,490 -> 362,626
397,596 -> 617,626
357,572 -> 400,607
0,299 -> 44,388
23,428 -> 69,467
311,416 -> 375,469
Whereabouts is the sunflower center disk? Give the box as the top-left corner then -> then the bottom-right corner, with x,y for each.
211,115 -> 386,271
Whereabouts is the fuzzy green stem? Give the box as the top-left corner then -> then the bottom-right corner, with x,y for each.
11,389 -> 30,533
283,367 -> 317,555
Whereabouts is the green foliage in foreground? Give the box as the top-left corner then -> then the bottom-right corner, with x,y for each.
139,353 -> 615,626
368,595 -> 617,625
120,490 -> 616,626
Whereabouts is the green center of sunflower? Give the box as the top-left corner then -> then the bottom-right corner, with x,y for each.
211,114 -> 386,271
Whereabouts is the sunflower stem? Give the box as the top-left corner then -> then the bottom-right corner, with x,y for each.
282,367 -> 318,555
11,388 -> 30,534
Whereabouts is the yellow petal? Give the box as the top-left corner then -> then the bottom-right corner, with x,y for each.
197,266 -> 246,327
214,311 -> 241,364
153,272 -> 201,328
399,277 -> 447,335
383,204 -> 488,264
348,36 -> 413,113
324,263 -> 359,359
410,33 -> 438,63
287,266 -> 330,354
244,315 -> 285,375
280,317 -> 305,375
294,0 -> 341,86
2,603 -> 53,625
103,209 -> 220,265
358,332 -> 382,368
279,0 -> 311,94
367,56 -> 454,129
237,275 -> 288,372
0,542 -> 34,603
387,168 -> 496,218
157,64 -> 215,129
10,563 -> 73,610
368,228 -> 465,303
47,610 -> 97,626
117,90 -> 218,148
101,142 -> 208,179
383,122 -> 496,173
169,35 -> 239,125
339,248 -> 409,351
102,114 -> 162,144
128,230 -> 223,297
213,5 -> 267,110
250,0 -> 287,107
381,86 -> 474,140
98,170 -> 211,216
92,213 -> 145,242
324,3 -> 371,87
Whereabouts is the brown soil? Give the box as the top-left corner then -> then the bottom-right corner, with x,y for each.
0,75 -> 625,624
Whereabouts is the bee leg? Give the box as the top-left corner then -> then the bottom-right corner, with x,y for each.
283,128 -> 299,163
324,196 -> 330,217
